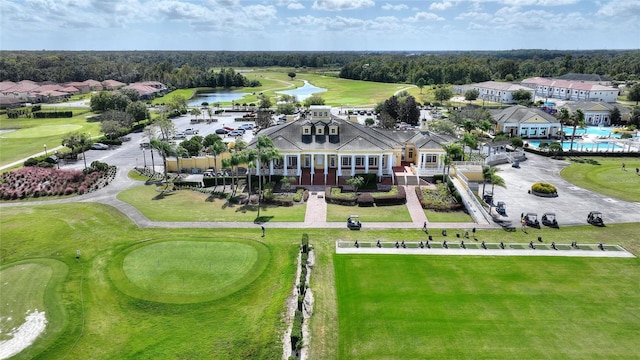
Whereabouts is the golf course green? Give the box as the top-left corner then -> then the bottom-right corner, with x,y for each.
111,239 -> 269,303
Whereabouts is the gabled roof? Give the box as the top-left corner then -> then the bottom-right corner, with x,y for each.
494,105 -> 560,125
249,112 -> 451,153
474,81 -> 532,92
521,77 -> 617,92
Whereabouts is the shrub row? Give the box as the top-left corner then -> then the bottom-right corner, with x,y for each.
291,233 -> 312,355
415,181 -> 464,211
327,186 -> 406,207
33,111 -> 73,118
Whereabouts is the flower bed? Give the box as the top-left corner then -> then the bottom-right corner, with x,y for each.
0,164 -> 115,200
415,183 -> 464,211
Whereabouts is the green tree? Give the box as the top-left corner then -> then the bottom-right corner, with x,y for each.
303,95 -> 325,107
126,101 -> 150,122
248,136 -> 281,221
277,103 -> 296,115
628,83 -> 640,105
569,109 -> 585,151
428,119 -> 459,136
119,88 -> 140,102
434,87 -> 453,103
482,165 -> 497,196
180,138 -> 203,157
461,132 -> 478,158
416,78 -> 426,94
258,94 -> 272,109
149,139 -> 176,181
256,109 -> 272,129
100,120 -> 126,140
510,137 -> 524,150
288,72 -> 296,80
364,118 -> 375,126
548,141 -> 563,157
378,111 -> 396,129
346,176 -> 365,193
167,94 -> 188,115
280,176 -> 296,195
190,108 -> 202,122
610,106 -> 621,125
512,89 -> 532,102
464,89 -> 479,103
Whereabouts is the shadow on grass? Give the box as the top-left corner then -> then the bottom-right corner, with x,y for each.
254,216 -> 274,224
152,192 -> 176,200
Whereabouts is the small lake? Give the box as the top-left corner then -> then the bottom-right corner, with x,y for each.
188,91 -> 249,106
277,80 -> 327,101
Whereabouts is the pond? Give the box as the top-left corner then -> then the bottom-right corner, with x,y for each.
188,91 -> 249,106
276,80 -> 327,101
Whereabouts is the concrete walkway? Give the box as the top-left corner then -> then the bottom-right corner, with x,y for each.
336,241 -> 635,258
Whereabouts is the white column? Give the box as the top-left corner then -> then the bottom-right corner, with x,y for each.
256,159 -> 261,176
310,153 -> 315,173
269,159 -> 274,175
365,154 -> 369,173
378,153 -> 383,177
351,154 -> 355,176
337,154 -> 342,176
283,155 -> 288,176
417,152 -> 422,170
387,153 -> 393,173
324,153 -> 328,184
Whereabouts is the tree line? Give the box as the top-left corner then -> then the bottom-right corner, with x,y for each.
2,50 -> 638,87
339,50 -> 640,84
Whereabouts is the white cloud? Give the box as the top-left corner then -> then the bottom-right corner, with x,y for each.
407,12 -> 444,22
288,2 -> 304,10
312,0 -> 375,11
429,1 -> 452,11
499,0 -> 578,6
381,3 -> 408,11
596,0 -> 640,17
455,11 -> 492,21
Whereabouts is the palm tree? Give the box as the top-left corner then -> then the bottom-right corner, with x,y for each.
461,132 -> 477,159
191,108 -> 201,122
490,172 -> 506,194
441,143 -> 463,176
481,165 -> 497,197
149,139 -> 176,181
207,140 -> 227,186
569,109 -> 585,152
251,136 -> 281,221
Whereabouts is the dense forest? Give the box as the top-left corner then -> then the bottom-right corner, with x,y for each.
1,50 -> 639,88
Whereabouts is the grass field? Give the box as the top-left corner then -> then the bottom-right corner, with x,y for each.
117,184 -> 306,222
326,203 -> 412,222
561,157 -> 640,202
0,203 -> 298,360
0,108 -> 101,166
334,255 -> 640,359
425,209 -> 474,222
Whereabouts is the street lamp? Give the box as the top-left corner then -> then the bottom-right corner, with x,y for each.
54,151 -> 59,169
44,144 -> 48,157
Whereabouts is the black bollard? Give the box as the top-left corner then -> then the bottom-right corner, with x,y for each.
419,241 -> 424,249
500,241 -> 504,249
426,241 -> 431,249
355,240 -> 359,248
461,240 -> 466,249
428,235 -> 433,241
481,241 -> 486,249
538,236 -> 542,242
377,240 -> 382,248
442,229 -> 447,237
443,240 -> 448,249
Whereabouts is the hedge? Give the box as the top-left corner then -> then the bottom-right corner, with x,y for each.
33,111 -> 73,118
357,193 -> 374,207
372,186 -> 406,206
324,186 -> 357,206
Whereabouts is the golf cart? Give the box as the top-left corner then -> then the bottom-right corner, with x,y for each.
524,213 -> 540,228
541,212 -> 558,228
496,201 -> 506,216
347,215 -> 362,230
587,211 -> 604,226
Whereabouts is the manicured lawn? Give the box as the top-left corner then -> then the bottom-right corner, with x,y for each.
561,157 -> 640,202
151,88 -> 199,104
425,209 -> 474,222
334,254 -> 640,359
117,184 -> 306,222
110,239 -> 269,303
326,203 -> 412,222
0,108 -> 101,166
0,203 -> 298,360
306,223 -> 640,359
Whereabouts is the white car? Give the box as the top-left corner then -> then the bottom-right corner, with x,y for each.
184,128 -> 199,135
173,132 -> 187,139
91,142 -> 109,150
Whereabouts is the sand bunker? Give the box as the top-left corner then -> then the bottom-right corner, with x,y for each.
0,310 -> 47,360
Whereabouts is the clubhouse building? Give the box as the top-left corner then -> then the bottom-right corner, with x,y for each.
493,105 -> 562,139
247,106 -> 455,185
521,77 -> 619,103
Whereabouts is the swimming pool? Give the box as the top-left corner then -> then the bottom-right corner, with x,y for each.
528,140 -> 623,151
562,126 -> 621,138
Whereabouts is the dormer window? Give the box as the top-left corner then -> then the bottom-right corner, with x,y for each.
316,127 -> 324,135
329,125 -> 338,135
303,126 -> 311,135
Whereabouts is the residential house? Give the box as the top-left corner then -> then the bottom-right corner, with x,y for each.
102,79 -> 126,90
521,77 -> 619,102
558,101 -> 631,126
453,81 -> 534,104
493,105 -> 561,139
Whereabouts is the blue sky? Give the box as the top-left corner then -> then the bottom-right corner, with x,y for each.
1,0 -> 639,51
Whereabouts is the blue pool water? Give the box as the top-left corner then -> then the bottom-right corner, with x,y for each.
528,140 -> 622,151
563,126 -> 620,138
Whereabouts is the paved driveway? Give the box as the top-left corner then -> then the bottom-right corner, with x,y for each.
487,153 -> 640,226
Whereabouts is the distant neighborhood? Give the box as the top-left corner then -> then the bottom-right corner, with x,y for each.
0,79 -> 168,108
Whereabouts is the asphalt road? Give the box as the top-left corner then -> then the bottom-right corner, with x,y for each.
487,152 -> 640,226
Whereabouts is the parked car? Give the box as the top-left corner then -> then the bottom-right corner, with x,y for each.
223,126 -> 235,131
184,128 -> 199,135
215,128 -> 229,135
229,130 -> 244,137
91,142 -> 109,150
239,123 -> 254,130
173,132 -> 187,139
